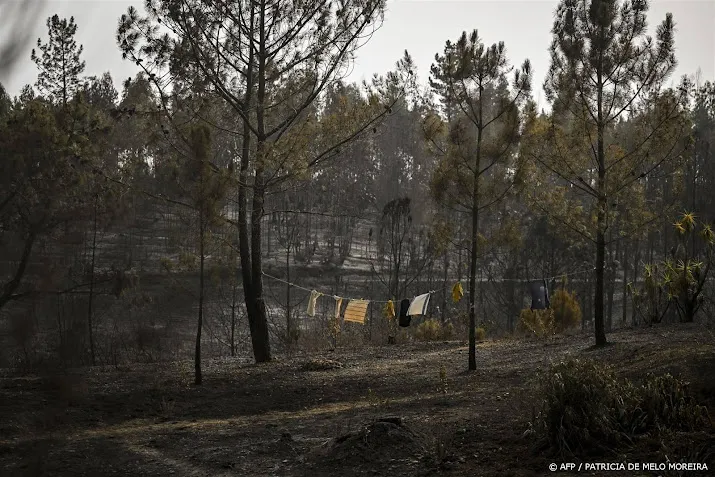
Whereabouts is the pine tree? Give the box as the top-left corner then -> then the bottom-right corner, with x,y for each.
31,15 -> 86,107
539,0 -> 687,346
428,30 -> 531,370
118,0 -> 399,363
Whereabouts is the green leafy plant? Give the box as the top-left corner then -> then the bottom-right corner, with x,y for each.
631,213 -> 714,324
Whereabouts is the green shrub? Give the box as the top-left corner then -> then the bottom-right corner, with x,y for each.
517,308 -> 555,337
415,319 -> 441,341
415,319 -> 454,341
476,326 -> 486,341
533,359 -> 711,458
551,289 -> 582,331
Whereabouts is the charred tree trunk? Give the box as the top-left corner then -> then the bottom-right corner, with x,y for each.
237,1 -> 271,363
441,250 -> 448,323
285,224 -> 292,347
87,195 -> 98,366
246,2 -> 272,363
621,238 -> 629,326
606,235 -> 616,332
631,238 -> 641,326
195,208 -> 205,385
468,123 -> 482,371
230,279 -> 238,357
593,62 -> 607,347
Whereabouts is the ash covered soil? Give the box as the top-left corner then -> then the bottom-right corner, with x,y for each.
1,323 -> 714,476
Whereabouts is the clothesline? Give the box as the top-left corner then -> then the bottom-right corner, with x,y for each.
498,267 -> 596,283
263,266 -> 595,304
262,271 -> 438,304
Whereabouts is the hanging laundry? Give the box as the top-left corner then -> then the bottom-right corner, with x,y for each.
307,290 -> 322,316
452,282 -> 464,303
529,280 -> 550,310
334,296 -> 343,321
330,296 -> 342,340
344,299 -> 369,324
386,299 -> 398,344
408,292 -> 431,316
383,300 -> 395,319
398,298 -> 411,327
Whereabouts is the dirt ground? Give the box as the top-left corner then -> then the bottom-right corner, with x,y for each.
1,323 -> 714,477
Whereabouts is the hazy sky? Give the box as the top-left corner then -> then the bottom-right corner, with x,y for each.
1,0 -> 713,111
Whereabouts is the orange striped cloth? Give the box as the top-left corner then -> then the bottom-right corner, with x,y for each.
343,299 -> 369,324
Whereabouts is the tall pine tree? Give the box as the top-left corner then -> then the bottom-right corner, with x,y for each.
31,15 -> 86,107
540,0 -> 687,346
428,31 -> 531,370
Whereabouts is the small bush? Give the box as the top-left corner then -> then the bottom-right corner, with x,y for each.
415,319 -> 442,341
476,326 -> 486,341
517,308 -> 555,337
415,319 -> 455,341
636,373 -> 711,432
533,359 -> 711,458
551,289 -> 582,331
441,322 -> 455,340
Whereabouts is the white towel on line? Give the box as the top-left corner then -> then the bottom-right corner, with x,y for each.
407,293 -> 431,316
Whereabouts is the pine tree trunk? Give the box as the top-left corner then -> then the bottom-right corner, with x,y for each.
594,70 -> 607,346
441,250 -> 448,323
238,2 -> 271,364
230,280 -> 237,357
631,238 -> 641,326
585,271 -> 594,331
606,236 -> 617,332
621,238 -> 629,326
246,167 -> 271,362
195,210 -> 204,385
266,210 -> 271,257
247,10 -> 272,363
468,126 -> 482,371
87,195 -> 98,366
285,230 -> 292,346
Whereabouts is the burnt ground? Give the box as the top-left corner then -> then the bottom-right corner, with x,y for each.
1,323 -> 714,477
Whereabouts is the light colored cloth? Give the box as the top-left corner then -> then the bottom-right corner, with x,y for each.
452,282 -> 464,303
330,296 -> 342,339
408,293 -> 431,316
343,299 -> 369,324
334,296 -> 343,321
307,290 -> 322,316
383,300 -> 395,319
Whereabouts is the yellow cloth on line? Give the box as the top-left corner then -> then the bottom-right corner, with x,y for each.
452,282 -> 464,303
344,299 -> 369,324
383,300 -> 395,319
307,290 -> 322,317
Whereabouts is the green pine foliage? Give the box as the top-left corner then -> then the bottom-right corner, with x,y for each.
31,15 -> 86,107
